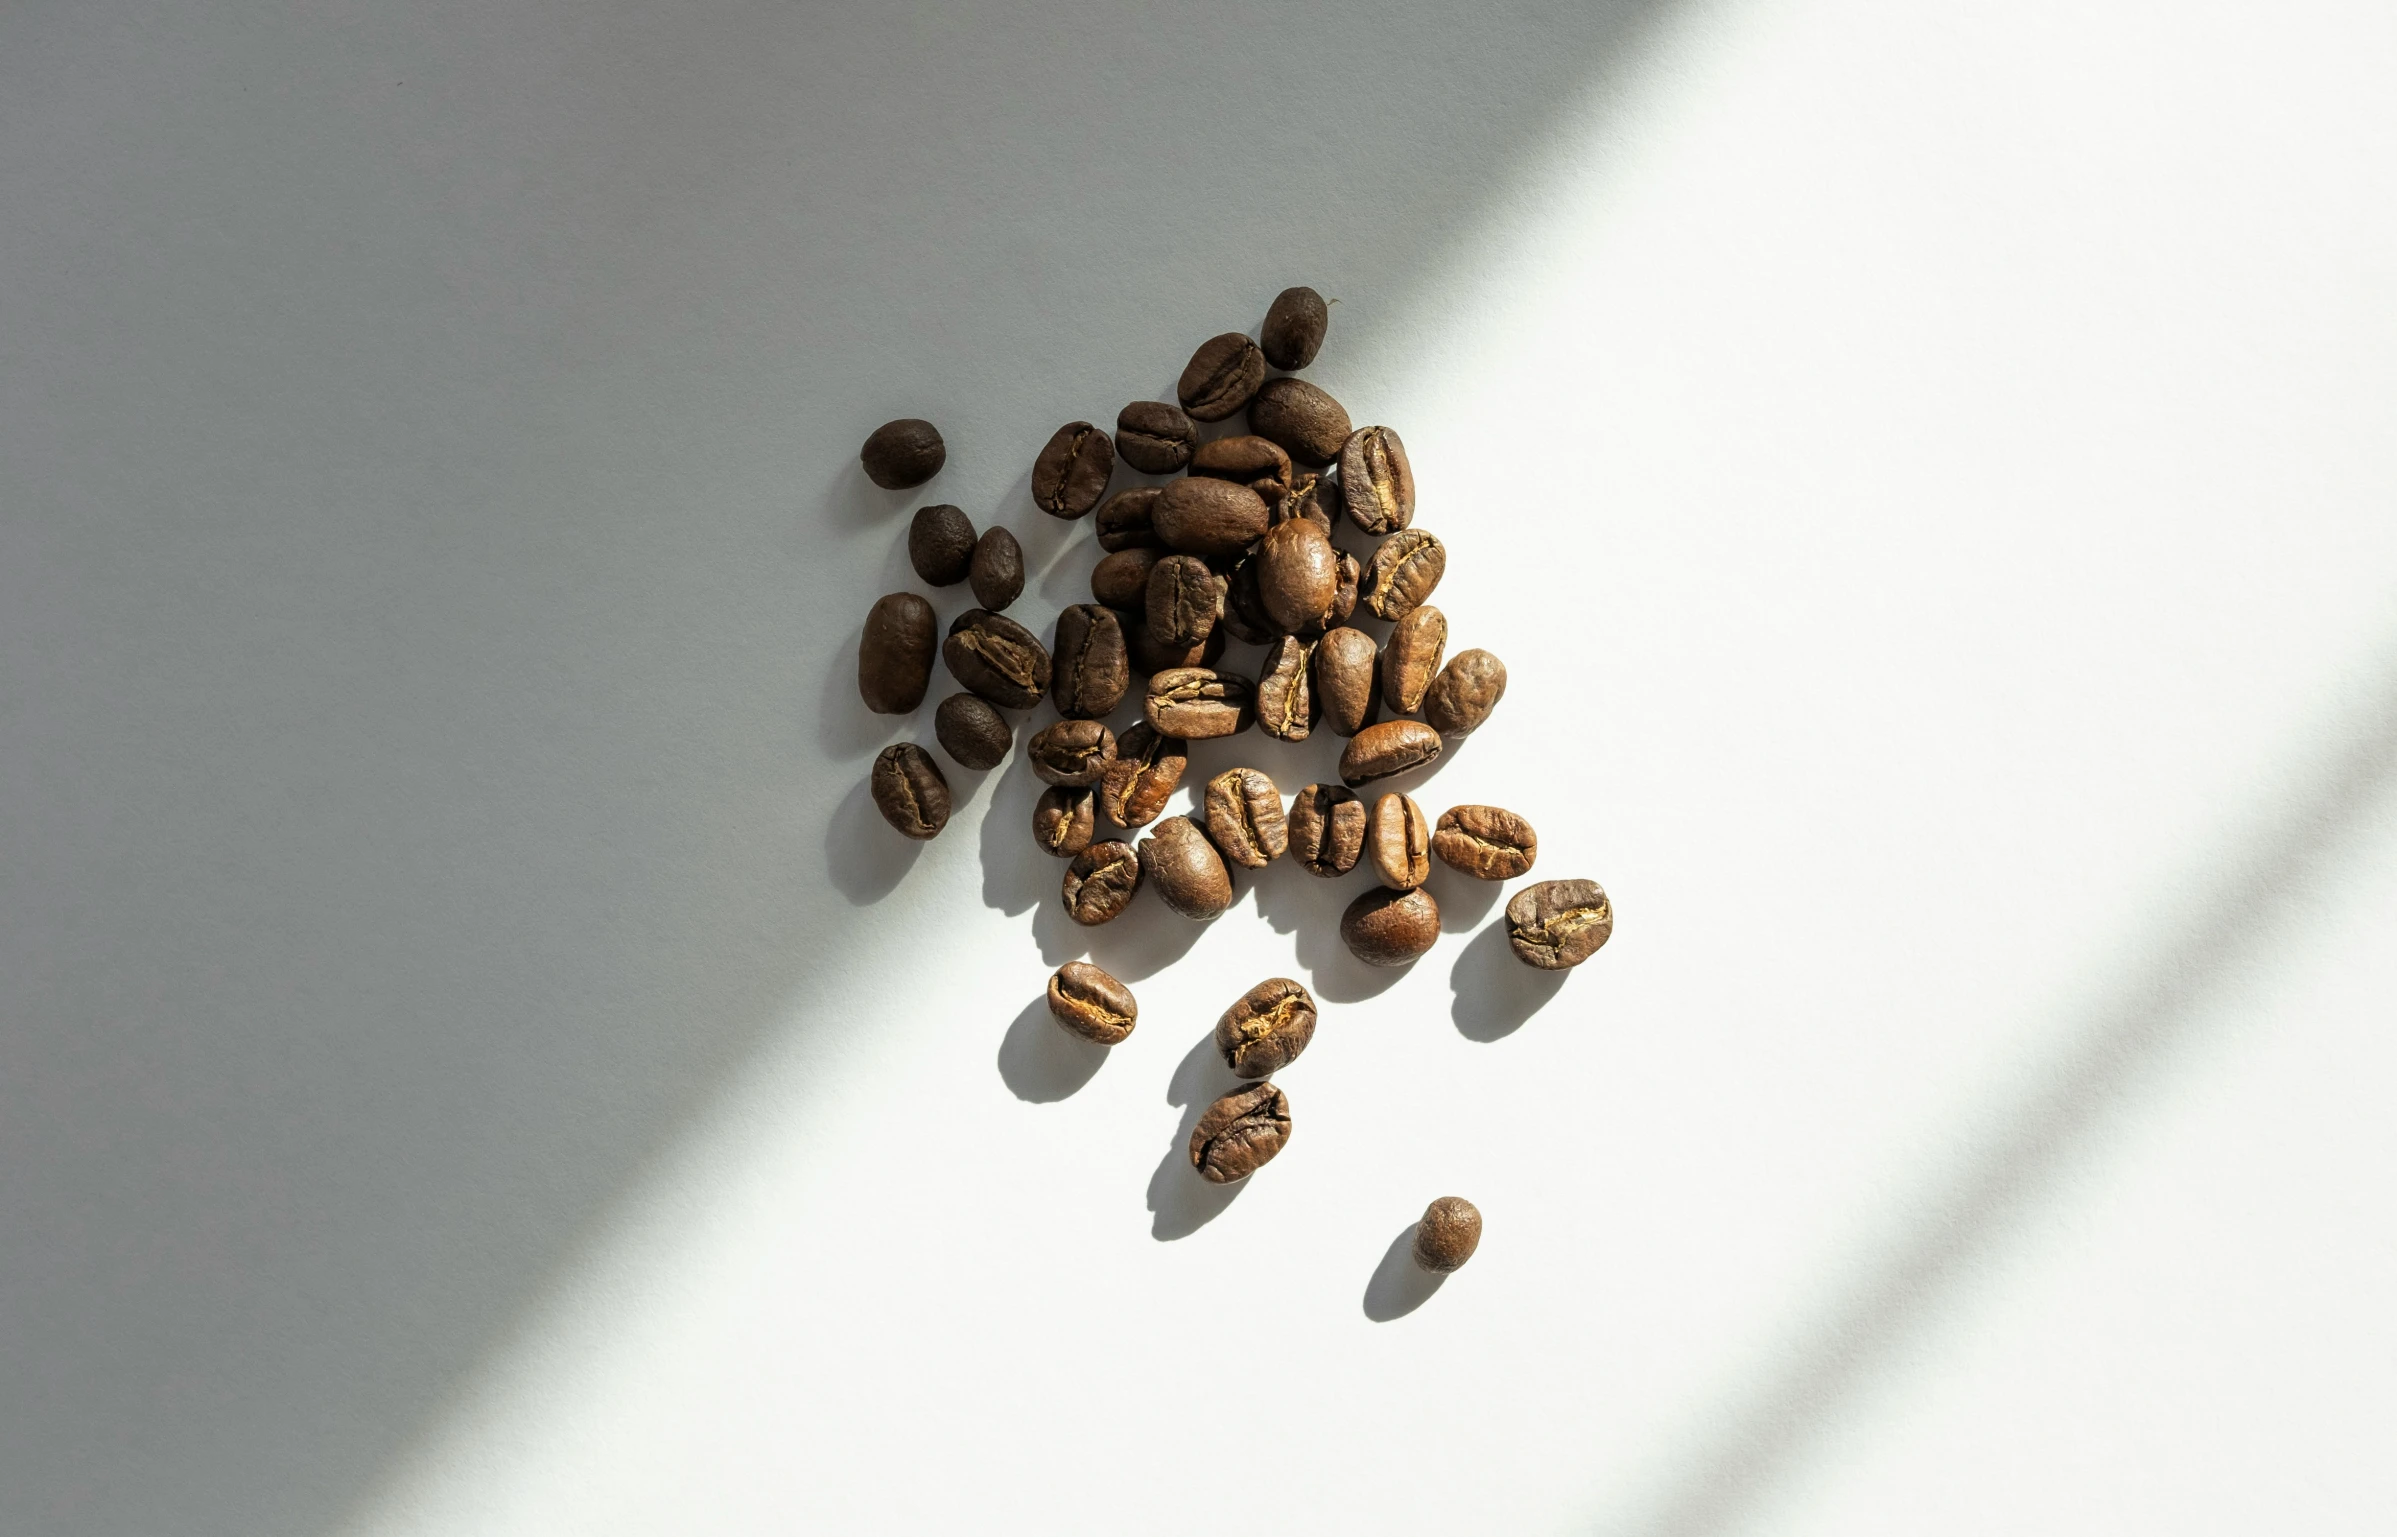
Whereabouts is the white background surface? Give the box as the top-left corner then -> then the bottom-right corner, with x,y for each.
3,2 -> 2394,1534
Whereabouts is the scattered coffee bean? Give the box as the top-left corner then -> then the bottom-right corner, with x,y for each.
1191,434 -> 1293,492
1362,528 -> 1446,620
1177,332 -> 1266,422
1033,785 -> 1097,858
1091,547 -> 1160,613
933,691 -> 1012,770
861,418 -> 945,489
1260,285 -> 1329,371
1050,604 -> 1130,721
858,592 -> 936,714
1032,421 -> 1114,518
1099,722 -> 1187,829
1215,977 -> 1317,1079
1431,805 -> 1538,880
1505,879 -> 1612,970
1412,1196 -> 1481,1272
1249,377 -> 1352,465
1338,426 -> 1413,534
968,526 -> 1024,611
1096,486 -> 1163,551
1027,719 -> 1116,787
1313,626 -> 1379,737
1422,648 -> 1506,736
1146,554 -> 1226,649
1339,719 -> 1443,786
1146,667 -> 1255,739
1257,635 -> 1318,742
1368,792 -> 1430,890
1127,619 -> 1226,677
1255,518 -> 1339,633
1047,961 -> 1137,1044
1288,783 -> 1367,877
1216,553 -> 1279,645
1265,470 -> 1340,533
1116,400 -> 1198,474
1339,885 -> 1440,966
1382,605 -> 1447,715
943,609 -> 1051,708
1154,477 -> 1269,557
1062,840 -> 1142,925
1204,767 -> 1288,869
907,504 -> 976,586
870,743 -> 951,839
1188,1080 -> 1291,1183
1138,814 -> 1234,919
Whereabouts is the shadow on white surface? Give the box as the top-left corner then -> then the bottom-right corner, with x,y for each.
1362,1223 -> 1449,1321
1144,1032 -> 1256,1240
1449,920 -> 1571,1041
995,997 -> 1109,1103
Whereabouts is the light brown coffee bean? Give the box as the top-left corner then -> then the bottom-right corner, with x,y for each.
1032,421 -> 1114,518
933,691 -> 1011,770
1313,627 -> 1378,737
943,609 -> 1051,709
1382,605 -> 1447,715
1027,719 -> 1116,787
1033,785 -> 1096,858
1116,401 -> 1197,474
1139,814 -> 1233,920
968,526 -> 1024,611
1299,551 -> 1360,640
1422,649 -> 1507,737
1154,477 -> 1269,557
1340,885 -> 1440,966
870,743 -> 950,840
1257,635 -> 1317,743
1288,784 -> 1366,877
1191,434 -> 1292,493
1430,805 -> 1538,880
1340,719 -> 1442,786
1051,604 -> 1129,721
1362,528 -> 1445,619
859,593 -> 937,714
1505,879 -> 1613,970
1412,1196 -> 1481,1272
1368,793 -> 1430,890
1099,722 -> 1187,830
1062,841 -> 1142,925
1260,286 -> 1329,371
1188,1081 -> 1291,1183
1204,767 -> 1287,869
1255,518 -> 1338,633
1048,961 -> 1137,1044
1338,426 -> 1414,534
1096,486 -> 1162,552
1177,333 -> 1267,422
1146,667 -> 1255,739
1091,547 -> 1160,613
1249,376 -> 1351,465
1214,977 -> 1317,1079
1146,554 -> 1225,648
907,504 -> 975,586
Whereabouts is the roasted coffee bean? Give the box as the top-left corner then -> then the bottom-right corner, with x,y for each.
1506,879 -> 1613,970
1095,486 -> 1163,552
1264,470 -> 1340,533
1062,841 -> 1142,925
1146,555 -> 1225,649
1216,553 -> 1279,646
1147,667 -> 1255,739
907,504 -> 975,586
1177,332 -> 1266,422
1051,604 -> 1130,720
1300,550 -> 1360,639
1382,605 -> 1447,715
1204,767 -> 1287,869
858,592 -> 936,714
1091,547 -> 1160,613
1288,783 -> 1366,877
943,609 -> 1051,708
1257,635 -> 1317,742
1033,785 -> 1097,858
1154,477 -> 1269,557
1431,805 -> 1538,880
1248,376 -> 1352,466
1099,722 -> 1186,829
1340,885 -> 1440,966
1362,528 -> 1446,620
1260,285 -> 1329,371
1191,434 -> 1293,492
933,691 -> 1011,770
1368,792 -> 1430,890
1032,421 -> 1114,518
1339,426 -> 1413,534
1116,401 -> 1197,474
1314,627 -> 1379,737
1027,719 -> 1116,787
1255,518 -> 1338,632
968,526 -> 1024,611
870,743 -> 950,839
1413,1196 -> 1481,1272
1127,620 -> 1225,677
1139,814 -> 1234,919
1340,719 -> 1442,786
1423,648 -> 1507,736
1047,961 -> 1137,1045
1214,977 -> 1316,1079
1188,1080 -> 1291,1183
861,418 -> 944,489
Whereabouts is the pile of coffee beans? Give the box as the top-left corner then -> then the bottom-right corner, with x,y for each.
855,286 -> 1617,1281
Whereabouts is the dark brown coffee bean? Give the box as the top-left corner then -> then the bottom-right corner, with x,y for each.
1091,548 -> 1160,613
1138,814 -> 1233,919
1031,421 -> 1114,518
1033,785 -> 1096,858
907,504 -> 976,586
1216,553 -> 1279,646
1368,792 -> 1430,890
1050,604 -> 1129,720
1214,977 -> 1316,1079
1027,719 -> 1116,787
1256,635 -> 1317,742
1260,285 -> 1329,371
1340,885 -> 1440,966
861,418 -> 944,489
858,592 -> 936,714
1423,649 -> 1507,736
933,691 -> 1011,770
1095,486 -> 1162,552
1248,377 -> 1351,466
1362,529 -> 1446,620
1255,518 -> 1338,632
942,609 -> 1051,709
1153,477 -> 1269,557
1116,401 -> 1197,474
1506,879 -> 1613,970
1188,1081 -> 1291,1183
1191,434 -> 1293,492
1146,555 -> 1225,649
1203,767 -> 1287,869
1264,470 -> 1340,533
1127,619 -> 1226,677
1146,667 -> 1255,739
1062,841 -> 1142,925
1177,332 -> 1266,422
1099,722 -> 1186,829
1048,961 -> 1137,1044
870,743 -> 950,839
1338,426 -> 1414,534
1431,805 -> 1537,880
1340,719 -> 1442,786
1288,783 -> 1366,877
968,526 -> 1024,611
1313,627 -> 1379,737
1382,605 -> 1447,715
1412,1196 -> 1481,1272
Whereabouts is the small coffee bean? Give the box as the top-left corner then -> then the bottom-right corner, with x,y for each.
1047,961 -> 1137,1044
1367,792 -> 1430,890
1096,486 -> 1163,551
1264,470 -> 1340,533
1051,604 -> 1130,720
870,743 -> 950,839
1032,421 -> 1114,518
1091,548 -> 1160,613
1248,377 -> 1352,466
1203,767 -> 1287,869
1382,605 -> 1447,715
907,504 -> 976,586
1423,648 -> 1507,736
1154,477 -> 1269,557
1127,620 -> 1226,677
1116,401 -> 1197,474
1339,719 -> 1442,786
1177,332 -> 1266,422
858,592 -> 936,714
1099,722 -> 1186,829
1214,977 -> 1316,1079
1027,719 -> 1116,787
1338,426 -> 1413,534
1188,1080 -> 1291,1183
1260,285 -> 1329,371
1146,667 -> 1255,739
933,691 -> 1011,770
861,418 -> 944,489
1216,553 -> 1279,646
1191,434 -> 1293,492
1255,518 -> 1338,633
1138,814 -> 1234,919
943,609 -> 1051,708
1301,551 -> 1361,639
1505,879 -> 1613,970
968,526 -> 1024,611
1288,783 -> 1366,877
1340,885 -> 1440,966
1062,840 -> 1143,925
1146,554 -> 1226,649
1256,635 -> 1317,742
1033,785 -> 1096,858
1362,528 -> 1446,620
1431,805 -> 1538,880
1313,627 -> 1379,737
1412,1196 -> 1481,1272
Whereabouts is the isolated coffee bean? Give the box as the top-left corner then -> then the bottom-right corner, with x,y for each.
1431,805 -> 1538,880
1255,518 -> 1338,633
1506,879 -> 1613,970
1217,553 -> 1279,646
968,526 -> 1024,611
1033,785 -> 1097,858
1062,841 -> 1143,925
1338,426 -> 1413,534
907,504 -> 976,586
1050,604 -> 1129,721
1127,619 -> 1226,677
858,592 -> 937,714
1368,792 -> 1430,890
933,691 -> 1012,770
1362,528 -> 1445,620
1154,477 -> 1269,557
1096,486 -> 1163,552
1146,667 -> 1255,739
861,418 -> 944,489
1382,605 -> 1447,715
1340,885 -> 1440,966
1191,434 -> 1293,492
1412,1196 -> 1481,1272
1423,649 -> 1506,736
1264,470 -> 1340,534
1091,548 -> 1160,613
1188,1080 -> 1291,1183
1313,626 -> 1378,737
1177,332 -> 1266,422
1248,377 -> 1352,465
1027,719 -> 1116,787
1116,401 -> 1198,474
1146,554 -> 1226,649
1204,767 -> 1288,869
870,743 -> 950,839
1340,719 -> 1442,786
1099,722 -> 1187,830
1032,421 -> 1114,518
1214,977 -> 1316,1079
1048,961 -> 1137,1045
1260,285 -> 1329,371
1257,635 -> 1317,742
1288,783 -> 1366,877
1138,814 -> 1234,920
943,609 -> 1051,709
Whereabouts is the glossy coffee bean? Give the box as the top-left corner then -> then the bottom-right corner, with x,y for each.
1257,635 -> 1317,742
1288,783 -> 1366,877
1256,518 -> 1338,633
1264,470 -> 1340,534
861,418 -> 944,489
1339,719 -> 1442,786
1146,667 -> 1254,739
1339,885 -> 1440,966
1412,1196 -> 1481,1273
1051,604 -> 1129,721
942,609 -> 1051,709
1368,792 -> 1430,890
1216,553 -> 1279,646
1091,547 -> 1160,613
1191,434 -> 1293,492
1032,421 -> 1114,518
1127,619 -> 1226,678
1062,841 -> 1142,925
1099,722 -> 1186,830
1260,285 -> 1328,371
968,526 -> 1024,611
1138,814 -> 1233,919
870,743 -> 950,839
1431,805 -> 1538,880
1215,977 -> 1316,1079
1027,719 -> 1116,787
858,592 -> 936,714
1313,627 -> 1378,737
1095,486 -> 1162,551
1248,377 -> 1351,465
1303,551 -> 1361,639
1177,332 -> 1266,422
1339,426 -> 1413,534
907,504 -> 975,586
1033,785 -> 1096,858
1048,961 -> 1137,1044
1506,879 -> 1613,970
1188,1081 -> 1291,1183
1204,767 -> 1287,869
933,691 -> 1011,770
1382,605 -> 1447,715
1362,528 -> 1445,620
1154,477 -> 1269,557
1423,649 -> 1507,737
1146,554 -> 1225,649
1116,401 -> 1197,474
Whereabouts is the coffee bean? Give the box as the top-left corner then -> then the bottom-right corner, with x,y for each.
1216,553 -> 1279,646
1190,434 -> 1293,493
1146,667 -> 1255,739
1033,785 -> 1097,858
1382,605 -> 1447,715
1338,426 -> 1413,534
858,592 -> 936,714
933,691 -> 1011,770
870,743 -> 951,839
861,418 -> 944,489
1096,486 -> 1163,552
1214,977 -> 1316,1078
1177,332 -> 1266,422
1412,1196 -> 1481,1272
907,504 -> 976,586
1204,767 -> 1287,869
1264,470 -> 1340,533
1255,518 -> 1338,633
1288,783 -> 1366,877
1257,635 -> 1317,742
1339,719 -> 1442,786
1313,627 -> 1379,737
1188,1080 -> 1291,1183
1051,604 -> 1130,720
1303,550 -> 1361,638
1062,841 -> 1143,925
1368,792 -> 1430,890
1032,421 -> 1114,518
943,609 -> 1052,710
1048,961 -> 1137,1044
1260,285 -> 1329,371
1116,401 -> 1197,474
1431,805 -> 1538,880
1505,879 -> 1612,970
1339,885 -> 1440,966
1362,528 -> 1445,619
1138,814 -> 1233,919
1154,477 -> 1269,557
1127,619 -> 1226,677
1248,377 -> 1352,465
1146,554 -> 1226,648
1027,719 -> 1116,787
1423,648 -> 1507,736
968,526 -> 1024,611
1091,547 -> 1160,612
1099,722 -> 1187,829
